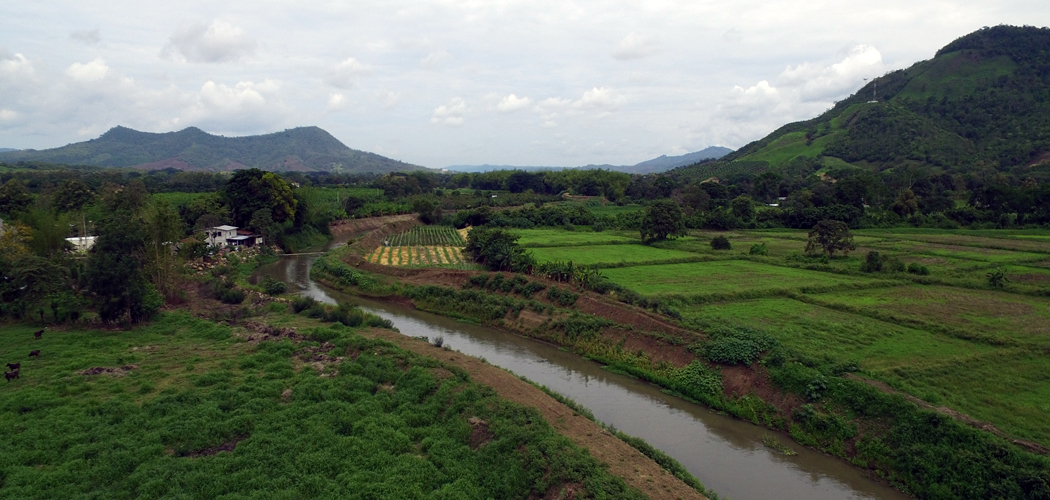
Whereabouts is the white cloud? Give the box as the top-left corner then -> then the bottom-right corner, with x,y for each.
496,94 -> 531,113
66,58 -> 109,82
160,20 -> 257,63
376,90 -> 400,109
778,44 -> 886,102
420,50 -> 452,69
70,29 -> 101,45
0,52 -> 37,82
327,92 -> 347,111
572,87 -> 627,113
187,79 -> 290,133
325,57 -> 373,88
430,97 -> 466,126
611,33 -> 660,61
0,109 -> 17,123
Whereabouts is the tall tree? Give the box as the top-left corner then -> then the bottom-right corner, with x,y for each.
805,219 -> 856,258
223,169 -> 297,227
640,200 -> 687,242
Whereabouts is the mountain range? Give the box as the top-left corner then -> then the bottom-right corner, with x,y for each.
685,25 -> 1050,183
445,146 -> 733,174
0,126 -> 420,174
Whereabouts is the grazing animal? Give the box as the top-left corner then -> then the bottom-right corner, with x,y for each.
34,329 -> 44,340
6,363 -> 19,371
4,371 -> 19,382
29,350 -> 40,357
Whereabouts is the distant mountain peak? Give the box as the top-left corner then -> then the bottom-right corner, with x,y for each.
0,125 -> 420,174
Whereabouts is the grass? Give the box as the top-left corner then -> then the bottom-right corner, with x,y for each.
516,228 -> 637,247
530,245 -> 700,267
513,224 -> 1050,450
601,260 -> 888,298
0,311 -> 645,499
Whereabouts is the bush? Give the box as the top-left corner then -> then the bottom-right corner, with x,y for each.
860,250 -> 904,273
291,295 -> 318,313
220,288 -> 246,304
702,326 -> 779,365
261,276 -> 288,296
546,286 -> 579,307
710,235 -> 732,250
907,262 -> 930,275
749,242 -> 768,255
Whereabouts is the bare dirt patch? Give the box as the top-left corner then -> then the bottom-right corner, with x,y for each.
361,328 -> 707,500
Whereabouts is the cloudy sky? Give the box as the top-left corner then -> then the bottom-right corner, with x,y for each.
0,1 -> 1046,168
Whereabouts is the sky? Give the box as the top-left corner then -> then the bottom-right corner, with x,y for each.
0,1 -> 1046,168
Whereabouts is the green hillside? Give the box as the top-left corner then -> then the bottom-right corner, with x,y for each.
0,126 -> 422,174
700,25 -> 1050,180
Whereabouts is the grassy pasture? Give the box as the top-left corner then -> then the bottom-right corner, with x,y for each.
807,285 -> 1050,346
516,228 -> 638,247
0,312 -> 642,499
601,261 -> 888,298
529,245 -> 700,267
517,224 -> 1050,448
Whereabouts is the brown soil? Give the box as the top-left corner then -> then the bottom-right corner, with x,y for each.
846,374 -> 1050,456
360,327 -> 707,500
720,364 -> 804,416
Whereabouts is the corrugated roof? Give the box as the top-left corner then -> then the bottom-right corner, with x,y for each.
211,225 -> 238,231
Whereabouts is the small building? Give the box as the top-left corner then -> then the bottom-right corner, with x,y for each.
205,225 -> 240,247
205,225 -> 264,248
66,236 -> 97,253
228,229 -> 263,248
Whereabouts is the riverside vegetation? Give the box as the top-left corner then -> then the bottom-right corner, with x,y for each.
313,212 -> 1050,500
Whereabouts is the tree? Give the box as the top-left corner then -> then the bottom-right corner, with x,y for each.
53,179 -> 94,213
85,183 -> 160,323
640,200 -> 686,242
412,197 -> 441,225
730,195 -> 756,223
464,227 -> 534,272
892,189 -> 920,216
249,208 -> 280,243
0,179 -> 33,216
143,200 -> 185,301
223,169 -> 297,227
805,219 -> 856,258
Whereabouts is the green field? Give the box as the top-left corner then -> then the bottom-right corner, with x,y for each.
0,311 -> 642,499
530,245 -> 700,267
516,228 -> 638,247
509,224 -> 1050,449
601,260 -> 887,298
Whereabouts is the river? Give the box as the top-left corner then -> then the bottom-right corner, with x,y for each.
251,243 -> 910,500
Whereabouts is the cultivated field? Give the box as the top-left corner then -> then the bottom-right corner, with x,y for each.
517,225 -> 1050,447
365,226 -> 473,268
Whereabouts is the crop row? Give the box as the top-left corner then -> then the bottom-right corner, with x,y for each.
384,226 -> 466,247
367,245 -> 468,267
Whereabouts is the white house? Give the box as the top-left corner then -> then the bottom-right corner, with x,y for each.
66,236 -> 97,253
205,225 -> 240,247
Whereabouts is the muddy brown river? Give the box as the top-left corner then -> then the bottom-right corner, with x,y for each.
252,243 -> 911,500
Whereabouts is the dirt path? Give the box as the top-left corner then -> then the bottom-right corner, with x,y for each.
362,327 -> 708,500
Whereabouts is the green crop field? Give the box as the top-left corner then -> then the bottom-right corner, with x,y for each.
513,223 -> 1050,448
0,311 -> 642,499
529,244 -> 700,267
516,228 -> 638,247
601,261 -> 888,298
387,226 -> 465,247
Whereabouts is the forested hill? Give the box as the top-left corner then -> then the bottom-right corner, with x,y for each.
708,25 -> 1050,180
0,126 -> 422,174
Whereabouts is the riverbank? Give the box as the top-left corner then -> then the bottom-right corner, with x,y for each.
312,218 -> 1050,500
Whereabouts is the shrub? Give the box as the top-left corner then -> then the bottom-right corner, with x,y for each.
749,242 -> 768,255
987,268 -> 1008,288
220,288 -> 246,304
907,262 -> 930,275
291,295 -> 318,313
710,235 -> 732,250
546,286 -> 579,307
702,326 -> 779,365
261,277 -> 288,296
